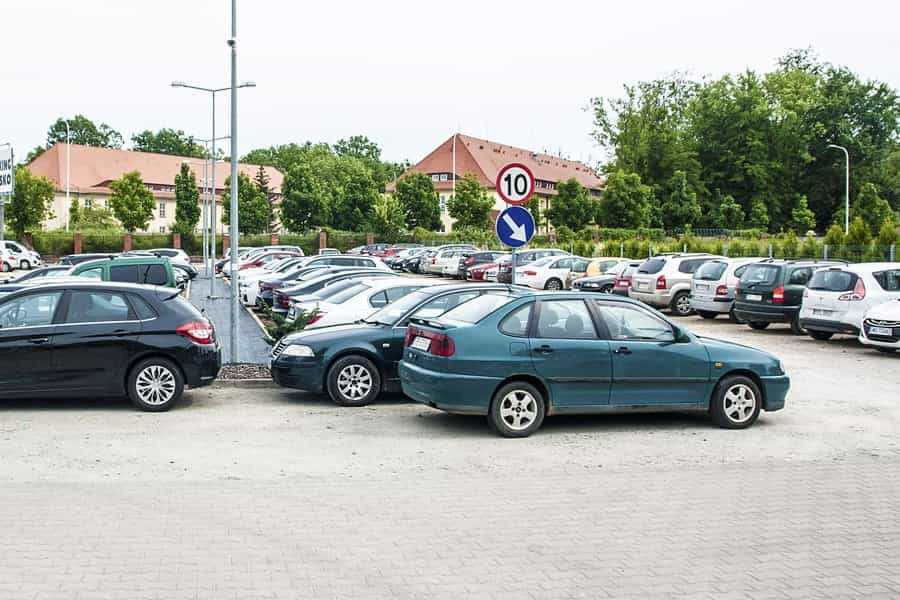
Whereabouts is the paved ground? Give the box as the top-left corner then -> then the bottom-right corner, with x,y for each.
1,317 -> 899,599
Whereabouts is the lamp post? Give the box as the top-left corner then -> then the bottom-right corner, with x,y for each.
195,135 -> 231,298
229,0 -> 240,365
65,120 -> 71,232
828,144 -> 850,235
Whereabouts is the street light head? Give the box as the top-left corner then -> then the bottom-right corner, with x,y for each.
240,81 -> 257,88
171,81 -> 186,88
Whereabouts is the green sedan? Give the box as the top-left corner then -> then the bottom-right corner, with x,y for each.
399,291 -> 789,437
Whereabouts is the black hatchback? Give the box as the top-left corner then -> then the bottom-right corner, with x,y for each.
0,281 -> 220,410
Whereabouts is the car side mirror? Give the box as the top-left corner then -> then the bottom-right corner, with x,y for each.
672,326 -> 691,343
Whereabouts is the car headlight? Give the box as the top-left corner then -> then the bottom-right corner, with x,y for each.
281,344 -> 315,358
584,282 -> 600,288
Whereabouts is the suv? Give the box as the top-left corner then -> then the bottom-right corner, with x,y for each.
799,263 -> 900,340
690,257 -> 766,321
72,256 -> 177,288
497,248 -> 570,284
733,259 -> 845,334
629,253 -> 725,316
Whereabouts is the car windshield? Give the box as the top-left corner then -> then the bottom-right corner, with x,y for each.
440,293 -> 516,324
366,289 -> 433,325
808,270 -> 855,292
741,264 -> 780,285
695,261 -> 728,281
638,258 -> 666,274
323,282 -> 371,304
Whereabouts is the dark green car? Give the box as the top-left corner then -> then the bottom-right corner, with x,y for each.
72,256 -> 178,288
400,291 -> 790,437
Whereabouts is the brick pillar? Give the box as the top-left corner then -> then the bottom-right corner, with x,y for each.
366,232 -> 374,245
172,233 -> 182,250
222,234 -> 230,254
23,232 -> 34,250
123,233 -> 133,252
74,232 -> 83,254
269,233 -> 279,246
319,230 -> 327,250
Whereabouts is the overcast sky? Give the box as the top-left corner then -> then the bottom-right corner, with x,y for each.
3,0 -> 898,167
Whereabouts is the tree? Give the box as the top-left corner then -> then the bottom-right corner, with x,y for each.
369,195 -> 406,240
330,157 -> 378,231
131,128 -> 206,158
46,115 -> 123,149
173,163 -> 201,235
845,216 -> 872,247
8,167 -> 55,238
280,162 -> 330,232
222,173 -> 270,235
715,194 -> 745,229
749,198 -> 770,230
395,173 -> 441,230
850,183 -> 895,236
659,170 -> 702,230
77,206 -> 118,231
876,218 -> 899,247
824,224 -> 845,248
25,146 -> 46,163
68,197 -> 81,229
253,165 -> 278,232
109,171 -> 155,232
788,194 -> 817,233
597,170 -> 653,228
545,178 -> 596,231
447,173 -> 494,229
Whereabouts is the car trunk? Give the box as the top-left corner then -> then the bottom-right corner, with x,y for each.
691,261 -> 728,301
803,269 -> 859,321
736,264 -> 783,306
631,258 -> 667,293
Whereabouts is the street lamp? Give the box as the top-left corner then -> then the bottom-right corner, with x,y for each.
828,144 -> 850,235
65,120 -> 71,232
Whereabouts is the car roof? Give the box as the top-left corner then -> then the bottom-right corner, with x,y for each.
814,262 -> 900,273
76,256 -> 169,268
409,282 -> 520,295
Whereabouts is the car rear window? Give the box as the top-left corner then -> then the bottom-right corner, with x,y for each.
741,264 -> 780,285
678,258 -> 710,274
694,261 -> 727,281
873,269 -> 900,291
638,258 -> 666,274
808,270 -> 856,292
327,283 -> 370,304
440,293 -> 517,324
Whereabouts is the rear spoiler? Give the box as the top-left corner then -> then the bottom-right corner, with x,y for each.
408,317 -> 450,330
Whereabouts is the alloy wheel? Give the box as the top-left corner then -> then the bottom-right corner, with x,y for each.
675,294 -> 692,315
135,365 -> 177,406
337,364 -> 373,401
499,390 -> 538,431
722,383 -> 756,424
546,279 -> 562,291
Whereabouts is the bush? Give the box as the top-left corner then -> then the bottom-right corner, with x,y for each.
32,232 -> 75,257
257,303 -> 320,345
132,234 -> 172,251
83,232 -> 123,253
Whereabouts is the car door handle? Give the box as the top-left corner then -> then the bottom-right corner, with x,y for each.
28,337 -> 50,345
534,345 -> 554,354
613,346 -> 632,355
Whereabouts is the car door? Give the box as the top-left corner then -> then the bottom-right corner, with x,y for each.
0,290 -> 65,394
593,301 -> 709,406
529,299 -> 612,408
51,290 -> 143,393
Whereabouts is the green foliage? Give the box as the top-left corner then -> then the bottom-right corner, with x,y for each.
715,194 -> 745,228
132,234 -> 174,251
788,194 -> 817,233
330,158 -> 378,231
109,171 -> 155,232
876,219 -> 899,247
447,173 -> 494,229
173,163 -> 201,235
779,231 -> 799,258
852,183 -> 895,236
68,197 -> 80,229
554,225 -> 575,244
76,207 -> 118,231
254,165 -> 277,233
395,172 -> 441,230
131,128 -> 206,158
369,195 -> 406,240
222,173 -> 270,235
660,170 -> 702,230
46,114 -> 123,149
824,224 -> 845,248
31,232 -> 75,256
257,302 -> 320,345
749,198 -> 770,230
546,178 -> 596,231
597,170 -> 653,228
280,160 -> 331,232
845,216 -> 872,246
9,167 -> 55,238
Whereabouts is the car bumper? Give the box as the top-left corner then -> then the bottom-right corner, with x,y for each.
628,289 -> 671,307
182,344 -> 222,388
733,303 -> 797,323
399,360 -> 497,415
799,318 -> 859,336
859,323 -> 900,348
270,357 -> 325,392
760,375 -> 790,412
690,296 -> 733,314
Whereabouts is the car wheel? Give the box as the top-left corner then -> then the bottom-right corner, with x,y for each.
127,357 -> 184,412
544,278 -> 563,291
808,330 -> 834,341
600,283 -> 614,294
710,375 -> 762,429
19,260 -> 30,270
729,308 -> 746,324
748,321 -> 770,330
489,381 -> 546,438
876,347 -> 897,354
326,355 -> 381,407
789,313 -> 806,335
698,311 -> 718,320
670,292 -> 693,317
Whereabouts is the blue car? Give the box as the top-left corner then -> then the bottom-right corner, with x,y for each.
399,291 -> 789,437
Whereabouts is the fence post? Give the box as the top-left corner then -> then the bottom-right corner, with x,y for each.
366,232 -> 374,245
172,233 -> 182,250
768,243 -> 773,258
619,242 -> 624,258
319,230 -> 327,251
824,244 -> 829,260
891,244 -> 896,262
683,243 -> 687,253
74,232 -> 83,255
123,234 -> 133,252
723,243 -> 729,257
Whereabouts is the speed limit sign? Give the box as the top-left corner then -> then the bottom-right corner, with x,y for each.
495,163 -> 535,206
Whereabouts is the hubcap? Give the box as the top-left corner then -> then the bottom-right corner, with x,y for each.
337,364 -> 373,400
547,280 -> 561,290
135,365 -> 177,406
723,384 -> 756,423
499,390 -> 538,431
676,295 -> 692,314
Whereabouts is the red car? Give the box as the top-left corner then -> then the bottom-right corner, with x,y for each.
468,262 -> 497,281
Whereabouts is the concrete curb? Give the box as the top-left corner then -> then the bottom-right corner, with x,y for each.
212,378 -> 279,389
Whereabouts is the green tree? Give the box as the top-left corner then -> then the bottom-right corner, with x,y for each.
545,178 -> 596,231
395,173 -> 441,230
173,163 -> 201,235
330,157 -> 378,231
369,194 -> 406,240
447,173 -> 494,229
131,128 -> 206,158
845,216 -> 872,247
789,194 -> 817,233
9,167 -> 56,238
280,162 -> 331,232
659,170 -> 702,230
851,183 -> 895,236
597,170 -> 653,228
715,194 -> 745,229
253,165 -> 278,232
46,115 -> 123,149
68,197 -> 81,229
222,173 -> 270,235
78,206 -> 118,231
824,224 -> 845,248
109,171 -> 155,232
749,198 -> 770,230
876,219 -> 899,247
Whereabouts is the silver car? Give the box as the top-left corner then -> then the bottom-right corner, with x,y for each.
629,253 -> 725,316
690,257 -> 765,321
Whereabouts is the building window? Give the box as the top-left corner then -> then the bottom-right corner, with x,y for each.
83,198 -> 93,209
159,226 -> 166,233
158,202 -> 166,218
431,174 -> 440,182
439,195 -> 447,213
439,173 -> 448,182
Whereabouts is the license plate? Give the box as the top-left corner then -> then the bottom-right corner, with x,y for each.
411,336 -> 431,351
695,284 -> 708,291
870,326 -> 892,336
812,309 -> 831,316
287,308 -> 296,319
637,282 -> 648,290
746,294 -> 762,302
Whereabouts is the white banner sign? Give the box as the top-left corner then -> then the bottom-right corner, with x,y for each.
0,146 -> 13,195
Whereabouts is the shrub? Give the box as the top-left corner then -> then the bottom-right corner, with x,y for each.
257,303 -> 320,345
32,231 -> 75,257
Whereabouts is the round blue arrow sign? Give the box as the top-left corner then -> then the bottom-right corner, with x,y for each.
495,205 -> 536,248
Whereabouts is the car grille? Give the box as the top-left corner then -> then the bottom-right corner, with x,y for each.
271,338 -> 288,358
863,319 -> 900,342
866,319 -> 900,328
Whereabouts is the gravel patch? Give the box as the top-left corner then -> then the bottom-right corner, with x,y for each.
219,363 -> 271,380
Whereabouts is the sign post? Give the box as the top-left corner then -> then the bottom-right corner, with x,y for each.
495,163 -> 536,285
0,144 -> 14,244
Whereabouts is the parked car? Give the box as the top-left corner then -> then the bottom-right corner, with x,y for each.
145,248 -> 192,265
571,261 -> 637,293
381,244 -> 423,259
517,255 -> 588,290
8,265 -> 72,282
72,256 -> 177,288
360,243 -> 391,256
387,247 -> 427,271
303,254 -> 391,271
4,241 -> 42,270
497,248 -> 570,284
611,262 -> 643,296
273,268 -> 400,313
399,290 -> 789,437
1,247 -> 19,272
425,248 -> 467,276
252,265 -> 330,307
402,248 -> 436,273
799,263 -> 900,340
733,259 -> 846,334
288,277 -> 434,329
859,298 -> 900,353
318,248 -> 341,256
215,246 -> 252,273
270,283 -> 519,405
0,276 -> 87,299
583,257 -> 629,278
690,257 -> 766,321
58,253 -> 118,266
221,246 -> 304,276
484,256 -> 511,282
458,251 -> 508,281
0,281 -> 220,410
239,257 -> 309,304
629,253 -> 726,316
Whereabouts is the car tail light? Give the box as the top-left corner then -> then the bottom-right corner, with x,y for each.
307,313 -> 324,325
277,294 -> 291,309
404,326 -> 455,357
772,285 -> 785,304
524,270 -> 537,276
716,284 -> 728,296
839,278 -> 866,301
656,275 -> 667,290
465,257 -> 476,265
177,320 -> 215,345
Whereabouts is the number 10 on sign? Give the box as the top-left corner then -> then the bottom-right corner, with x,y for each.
496,163 -> 535,206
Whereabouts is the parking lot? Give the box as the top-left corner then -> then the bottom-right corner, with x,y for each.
1,315 -> 898,600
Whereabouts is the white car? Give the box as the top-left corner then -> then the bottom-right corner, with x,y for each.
516,255 -> 586,290
222,246 -> 304,276
239,257 -> 309,305
147,248 -> 191,265
690,257 -> 767,321
859,298 -> 900,353
800,263 -> 900,341
4,241 -> 42,270
484,257 -> 509,282
0,248 -> 18,273
425,249 -> 463,276
289,277 -> 434,329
